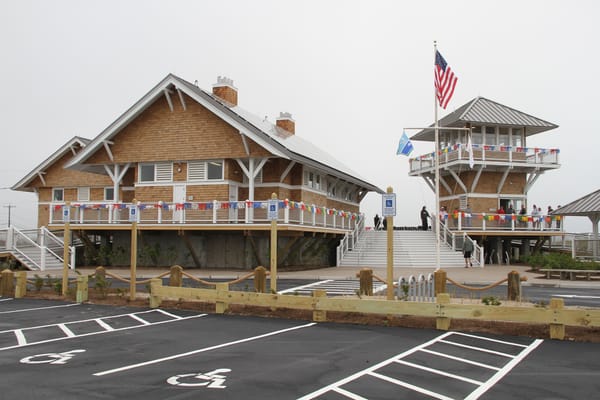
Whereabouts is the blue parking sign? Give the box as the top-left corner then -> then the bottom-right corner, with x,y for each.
382,193 -> 396,217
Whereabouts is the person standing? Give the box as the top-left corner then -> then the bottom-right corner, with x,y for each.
374,214 -> 380,230
464,204 -> 472,228
420,206 -> 430,231
463,238 -> 474,268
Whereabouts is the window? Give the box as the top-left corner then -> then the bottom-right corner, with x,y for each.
52,188 -> 64,201
485,126 -> 496,145
78,187 -> 90,201
498,127 -> 509,146
207,161 -> 223,180
511,128 -> 522,147
104,187 -> 114,201
304,169 -> 325,191
139,163 -> 173,182
188,160 -> 224,181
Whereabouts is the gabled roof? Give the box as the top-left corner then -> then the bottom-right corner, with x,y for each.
12,136 -> 90,192
411,97 -> 558,141
65,74 -> 383,194
552,189 -> 600,218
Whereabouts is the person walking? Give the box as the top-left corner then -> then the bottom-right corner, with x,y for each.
420,206 -> 430,231
463,238 -> 474,268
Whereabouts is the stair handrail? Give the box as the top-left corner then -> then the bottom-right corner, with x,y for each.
40,227 -> 75,269
336,214 -> 365,265
9,227 -> 43,270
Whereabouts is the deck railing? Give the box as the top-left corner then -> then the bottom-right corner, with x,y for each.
48,199 -> 362,231
439,211 -> 563,233
409,144 -> 560,173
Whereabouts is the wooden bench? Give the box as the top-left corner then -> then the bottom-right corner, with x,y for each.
540,268 -> 600,281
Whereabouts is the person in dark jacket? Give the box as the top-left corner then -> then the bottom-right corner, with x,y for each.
463,239 -> 474,268
420,206 -> 430,230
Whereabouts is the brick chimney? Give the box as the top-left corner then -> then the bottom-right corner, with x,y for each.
276,112 -> 295,134
212,76 -> 238,106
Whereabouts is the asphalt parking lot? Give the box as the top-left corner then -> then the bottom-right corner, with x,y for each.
1,297 -> 599,399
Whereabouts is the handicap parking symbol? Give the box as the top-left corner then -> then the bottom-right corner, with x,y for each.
167,368 -> 231,388
20,349 -> 86,365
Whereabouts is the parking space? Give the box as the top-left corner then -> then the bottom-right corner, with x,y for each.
0,298 -> 598,399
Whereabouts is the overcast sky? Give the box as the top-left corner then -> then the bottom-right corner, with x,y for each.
1,0 -> 598,232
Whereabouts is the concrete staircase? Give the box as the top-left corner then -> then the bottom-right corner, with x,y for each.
338,229 -> 466,268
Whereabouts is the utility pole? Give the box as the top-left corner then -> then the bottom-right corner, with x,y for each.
3,204 -> 15,227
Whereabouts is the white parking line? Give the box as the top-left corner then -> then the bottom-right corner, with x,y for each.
278,280 -> 333,294
0,311 -> 207,351
94,322 -> 317,377
298,331 -> 542,400
0,303 -> 79,314
0,298 -> 14,302
465,338 -> 543,400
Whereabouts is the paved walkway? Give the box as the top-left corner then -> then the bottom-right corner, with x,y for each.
39,264 -> 599,289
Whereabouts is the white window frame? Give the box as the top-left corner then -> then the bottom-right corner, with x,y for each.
77,187 -> 90,201
52,188 -> 64,202
104,187 -> 115,201
139,163 -> 173,183
188,160 -> 224,181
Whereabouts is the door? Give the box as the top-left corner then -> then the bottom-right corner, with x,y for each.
173,185 -> 186,223
229,184 -> 238,222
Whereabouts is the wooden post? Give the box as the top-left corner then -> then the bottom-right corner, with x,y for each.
358,268 -> 373,296
15,271 -> 27,298
434,269 -> 447,295
254,266 -> 267,293
436,293 -> 451,330
270,193 -> 278,293
0,269 -> 14,297
149,278 -> 162,308
507,270 -> 521,301
62,201 -> 71,296
76,275 -> 88,303
215,282 -> 229,314
130,200 -> 138,301
549,297 -> 565,340
312,289 -> 327,322
386,186 -> 394,300
169,265 -> 183,287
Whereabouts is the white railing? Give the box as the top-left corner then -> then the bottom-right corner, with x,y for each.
440,211 -> 563,233
1,226 -> 74,271
48,199 -> 361,232
396,274 -> 435,302
409,144 -> 560,173
336,216 -> 366,265
437,219 -> 484,266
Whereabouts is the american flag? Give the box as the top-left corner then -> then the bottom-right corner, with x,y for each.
434,50 -> 458,109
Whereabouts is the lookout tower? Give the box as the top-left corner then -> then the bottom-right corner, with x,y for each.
408,97 -> 561,263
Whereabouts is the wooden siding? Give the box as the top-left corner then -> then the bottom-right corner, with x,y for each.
85,93 -> 271,165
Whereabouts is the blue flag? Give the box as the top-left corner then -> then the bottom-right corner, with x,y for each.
396,131 -> 414,156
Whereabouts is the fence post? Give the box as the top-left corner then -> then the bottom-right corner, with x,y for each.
357,268 -> 373,296
76,275 -> 88,303
254,266 -> 267,293
312,289 -> 327,322
15,271 -> 27,298
507,270 -> 521,301
436,293 -> 451,330
549,298 -> 565,340
169,265 -> 183,287
0,269 -> 14,297
149,278 -> 162,308
215,282 -> 229,314
434,269 -> 447,296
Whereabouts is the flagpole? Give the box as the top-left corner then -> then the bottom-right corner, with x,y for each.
434,41 -> 441,271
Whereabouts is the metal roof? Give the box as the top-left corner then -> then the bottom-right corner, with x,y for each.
411,97 -> 558,141
552,189 -> 600,218
12,137 -> 90,192
61,73 -> 383,194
